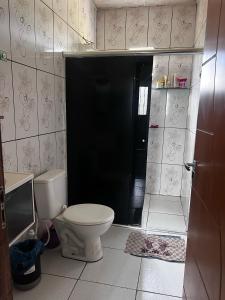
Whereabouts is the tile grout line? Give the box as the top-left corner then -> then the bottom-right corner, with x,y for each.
135,257 -> 142,300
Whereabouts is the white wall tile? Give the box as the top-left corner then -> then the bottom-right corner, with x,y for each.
0,0 -> 11,58
160,164 -> 182,196
37,70 -> 55,134
105,9 -> 126,50
2,141 -> 17,172
187,83 -> 200,133
53,0 -> 67,22
126,7 -> 148,48
12,63 -> 38,139
41,0 -> 52,8
56,131 -> 67,169
146,163 -> 161,194
0,61 -> 15,142
191,54 -> 202,87
165,89 -> 189,128
54,15 -> 67,77
68,0 -> 79,30
194,0 -> 208,44
39,133 -> 57,172
79,0 -> 96,42
17,136 -> 40,175
10,0 -> 36,67
55,76 -> 66,131
149,90 -> 166,128
171,5 -> 196,48
183,129 -> 196,163
35,0 -> 54,74
148,6 -> 172,49
152,56 -> 169,88
147,128 -> 164,163
67,27 -> 80,52
169,55 -> 193,87
162,128 -> 185,165
96,10 -> 105,50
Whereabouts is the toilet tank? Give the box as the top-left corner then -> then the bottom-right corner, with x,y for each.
34,170 -> 67,220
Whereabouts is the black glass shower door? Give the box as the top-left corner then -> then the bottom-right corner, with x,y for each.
66,56 -> 153,225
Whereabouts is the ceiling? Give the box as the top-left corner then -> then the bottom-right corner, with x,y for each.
94,0 -> 196,8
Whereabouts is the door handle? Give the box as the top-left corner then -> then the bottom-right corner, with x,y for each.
184,161 -> 197,174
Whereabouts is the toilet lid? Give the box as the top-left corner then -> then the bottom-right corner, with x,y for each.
63,204 -> 115,225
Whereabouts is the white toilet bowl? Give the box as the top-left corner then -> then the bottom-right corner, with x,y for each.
53,204 -> 114,262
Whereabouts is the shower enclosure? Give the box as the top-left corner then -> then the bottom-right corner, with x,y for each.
66,55 -> 153,225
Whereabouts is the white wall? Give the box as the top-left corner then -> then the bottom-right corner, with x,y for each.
0,0 -> 96,176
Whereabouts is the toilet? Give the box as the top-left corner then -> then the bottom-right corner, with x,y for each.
34,169 -> 114,262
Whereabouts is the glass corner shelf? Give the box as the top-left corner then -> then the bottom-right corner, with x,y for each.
152,87 -> 190,90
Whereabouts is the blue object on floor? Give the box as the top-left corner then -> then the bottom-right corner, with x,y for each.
10,239 -> 45,275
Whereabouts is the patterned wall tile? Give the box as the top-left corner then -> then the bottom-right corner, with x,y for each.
149,90 -> 166,127
35,0 -> 54,74
54,15 -> 67,77
39,133 -> 57,172
147,128 -> 164,163
41,0 -> 52,8
148,6 -> 172,49
152,56 -> 169,87
10,0 -> 36,67
12,63 -> 38,139
37,70 -> 55,134
191,54 -> 202,87
2,141 -> 18,172
53,0 -> 67,22
68,0 -> 79,30
183,129 -> 196,163
146,163 -> 161,194
169,55 -> 193,87
194,0 -> 208,43
55,76 -> 66,131
88,0 -> 97,43
160,164 -> 182,196
0,61 -> 15,142
171,5 -> 196,48
126,7 -> 148,48
67,27 -> 80,52
0,0 -> 11,58
162,128 -> 185,165
105,9 -> 126,50
187,82 -> 200,133
165,89 -> 189,128
96,10 -> 104,50
17,136 -> 40,175
194,20 -> 206,48
56,131 -> 67,169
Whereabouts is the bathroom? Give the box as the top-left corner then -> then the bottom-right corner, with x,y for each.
0,0 -> 217,299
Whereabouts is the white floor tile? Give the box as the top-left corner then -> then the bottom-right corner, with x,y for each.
143,194 -> 151,212
13,274 -> 76,300
136,291 -> 180,299
102,226 -> 135,250
69,280 -> 136,300
149,196 -> 183,215
138,259 -> 185,297
147,212 -> 186,233
81,248 -> 141,289
41,247 -> 86,278
150,195 -> 181,202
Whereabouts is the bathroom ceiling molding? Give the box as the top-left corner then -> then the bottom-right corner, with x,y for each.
94,0 -> 196,8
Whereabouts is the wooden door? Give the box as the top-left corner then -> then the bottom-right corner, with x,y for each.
183,0 -> 225,299
0,124 -> 12,300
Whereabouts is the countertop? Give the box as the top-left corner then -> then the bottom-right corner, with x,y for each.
4,172 -> 34,194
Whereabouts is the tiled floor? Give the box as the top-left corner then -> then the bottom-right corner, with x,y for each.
142,194 -> 187,234
13,194 -> 186,300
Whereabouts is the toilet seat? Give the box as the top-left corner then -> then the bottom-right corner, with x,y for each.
63,204 -> 114,226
